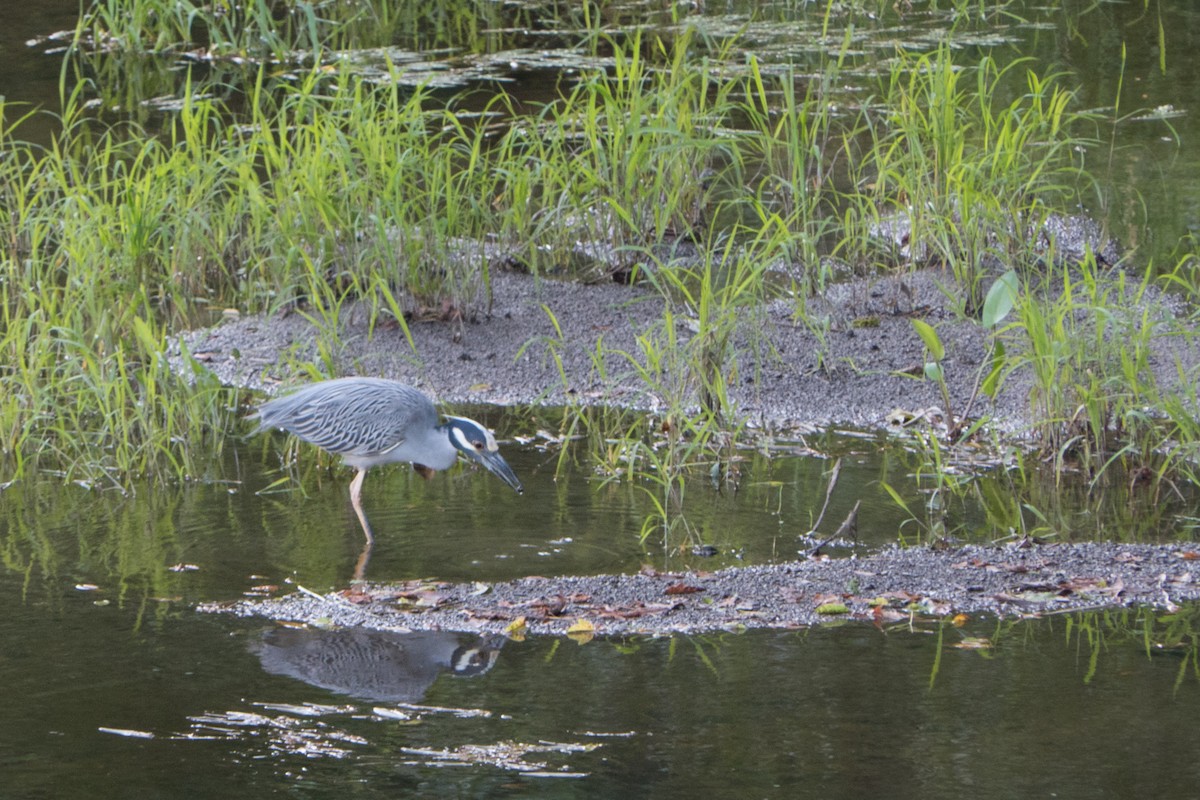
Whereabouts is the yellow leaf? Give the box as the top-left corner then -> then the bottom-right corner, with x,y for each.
952,613 -> 969,627
566,618 -> 596,644
815,603 -> 850,615
504,616 -> 527,642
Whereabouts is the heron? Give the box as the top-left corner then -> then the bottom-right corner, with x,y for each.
252,377 -> 523,564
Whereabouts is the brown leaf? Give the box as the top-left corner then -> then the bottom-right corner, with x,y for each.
952,637 -> 993,650
873,606 -> 907,623
465,608 -> 513,621
529,596 -> 569,617
596,602 -> 680,620
340,587 -> 373,605
664,583 -> 704,596
879,590 -> 923,603
780,587 -> 806,603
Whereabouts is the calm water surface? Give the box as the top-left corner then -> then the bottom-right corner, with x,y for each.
3,441 -> 1200,799
4,1 -> 1199,264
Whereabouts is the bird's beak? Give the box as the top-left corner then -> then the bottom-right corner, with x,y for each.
475,449 -> 523,494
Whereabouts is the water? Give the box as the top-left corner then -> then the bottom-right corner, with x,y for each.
3,556 -> 1199,798
3,440 -> 1199,798
7,1 -> 1200,265
4,1 -> 1200,797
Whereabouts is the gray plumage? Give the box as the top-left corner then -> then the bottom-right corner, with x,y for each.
255,628 -> 503,703
255,378 -> 453,471
252,377 -> 522,552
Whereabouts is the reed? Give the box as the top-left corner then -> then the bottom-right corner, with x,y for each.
0,0 -> 1190,535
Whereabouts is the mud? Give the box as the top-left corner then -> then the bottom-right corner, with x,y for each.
175,265 -> 1194,438
180,261 -> 1200,635
204,542 -> 1200,636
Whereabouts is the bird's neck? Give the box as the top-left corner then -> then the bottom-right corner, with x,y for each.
416,421 -> 459,471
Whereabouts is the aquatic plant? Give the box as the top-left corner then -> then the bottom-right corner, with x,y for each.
0,0 -> 1193,556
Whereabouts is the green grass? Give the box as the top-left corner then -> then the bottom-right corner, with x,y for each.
0,0 -> 1194,553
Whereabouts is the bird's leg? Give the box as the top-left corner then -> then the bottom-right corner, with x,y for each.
348,468 -> 375,545
352,539 -> 373,583
349,469 -> 375,582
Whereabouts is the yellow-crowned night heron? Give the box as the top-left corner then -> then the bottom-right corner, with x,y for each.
252,377 -> 522,544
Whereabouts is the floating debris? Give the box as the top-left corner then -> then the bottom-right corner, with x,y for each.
181,709 -> 368,759
1131,104 -> 1187,121
252,702 -> 355,717
400,739 -> 600,775
391,702 -> 493,719
98,727 -> 155,739
372,707 -> 415,721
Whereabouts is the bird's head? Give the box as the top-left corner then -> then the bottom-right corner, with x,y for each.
444,416 -> 523,493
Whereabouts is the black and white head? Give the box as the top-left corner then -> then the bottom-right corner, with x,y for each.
443,416 -> 523,493
450,640 -> 504,677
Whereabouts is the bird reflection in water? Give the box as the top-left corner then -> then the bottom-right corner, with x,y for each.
253,626 -> 505,703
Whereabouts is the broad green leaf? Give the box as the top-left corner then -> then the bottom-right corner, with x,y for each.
982,269 -> 1019,329
923,362 -> 944,383
911,319 -> 944,361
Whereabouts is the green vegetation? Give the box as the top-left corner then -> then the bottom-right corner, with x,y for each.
0,0 -> 1196,549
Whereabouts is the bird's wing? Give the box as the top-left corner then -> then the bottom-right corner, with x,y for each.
308,381 -> 431,457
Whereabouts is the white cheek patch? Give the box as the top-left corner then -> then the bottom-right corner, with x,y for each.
448,417 -> 499,452
450,425 -> 473,451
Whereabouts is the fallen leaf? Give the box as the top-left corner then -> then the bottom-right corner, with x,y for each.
595,602 -> 680,620
664,583 -> 704,596
504,616 -> 527,641
340,587 -> 373,604
567,618 -> 596,644
530,596 -> 569,617
992,591 -> 1058,608
952,637 -> 993,650
815,602 -> 850,615
914,598 -> 953,615
872,606 -> 907,623
468,608 -> 515,622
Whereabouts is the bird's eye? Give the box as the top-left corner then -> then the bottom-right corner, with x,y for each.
473,441 -> 484,450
